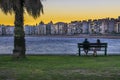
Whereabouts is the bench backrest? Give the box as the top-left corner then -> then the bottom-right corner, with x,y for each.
78,43 -> 107,48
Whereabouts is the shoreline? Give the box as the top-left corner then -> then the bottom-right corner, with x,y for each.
0,53 -> 120,56
0,34 -> 120,39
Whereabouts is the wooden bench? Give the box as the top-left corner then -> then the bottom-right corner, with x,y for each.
78,43 -> 108,56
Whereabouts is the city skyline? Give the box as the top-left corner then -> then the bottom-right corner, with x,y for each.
1,16 -> 120,36
0,0 -> 120,25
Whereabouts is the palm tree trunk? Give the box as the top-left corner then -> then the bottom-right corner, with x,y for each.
13,0 -> 26,59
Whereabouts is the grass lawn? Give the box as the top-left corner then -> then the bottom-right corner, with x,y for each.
0,55 -> 120,80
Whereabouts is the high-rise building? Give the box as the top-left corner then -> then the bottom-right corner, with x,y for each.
46,21 -> 53,35
0,25 -> 2,35
37,21 -> 46,35
108,18 -> 116,33
116,22 -> 120,33
24,25 -> 32,35
82,20 -> 89,34
55,22 -> 67,35
9,26 -> 14,35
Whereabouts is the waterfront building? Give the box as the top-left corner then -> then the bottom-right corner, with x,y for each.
99,21 -> 105,34
46,21 -> 53,35
35,25 -> 40,35
88,20 -> 93,34
62,23 -> 68,35
54,22 -> 60,35
0,25 -> 2,35
82,20 -> 89,34
24,25 -> 32,35
90,19 -> 107,34
55,22 -> 67,35
99,20 -> 108,34
71,21 -> 82,34
0,25 -> 14,36
67,23 -> 76,35
31,26 -> 36,35
1,25 -> 6,35
25,25 -> 36,35
51,24 -> 56,35
67,23 -> 72,35
37,21 -> 46,35
118,16 -> 120,22
9,26 -> 14,35
108,18 -> 116,33
116,22 -> 120,33
5,26 -> 11,35
91,21 -> 96,34
34,26 -> 38,35
94,20 -> 100,34
89,21 -> 94,34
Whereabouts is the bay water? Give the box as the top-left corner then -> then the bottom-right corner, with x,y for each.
0,37 -> 120,55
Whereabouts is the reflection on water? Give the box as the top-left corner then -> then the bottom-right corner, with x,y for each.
0,37 -> 120,55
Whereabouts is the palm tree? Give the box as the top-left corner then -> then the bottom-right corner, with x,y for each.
0,0 -> 43,59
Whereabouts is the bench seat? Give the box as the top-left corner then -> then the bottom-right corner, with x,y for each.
78,43 -> 108,56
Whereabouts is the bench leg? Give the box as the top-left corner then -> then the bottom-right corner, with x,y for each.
105,47 -> 107,56
78,48 -> 81,56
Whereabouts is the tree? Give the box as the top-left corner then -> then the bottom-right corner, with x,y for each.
0,0 -> 43,59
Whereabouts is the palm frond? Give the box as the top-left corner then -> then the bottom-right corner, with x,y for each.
0,0 -> 13,14
24,0 -> 43,19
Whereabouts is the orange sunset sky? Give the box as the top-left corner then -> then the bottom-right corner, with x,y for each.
0,0 -> 120,26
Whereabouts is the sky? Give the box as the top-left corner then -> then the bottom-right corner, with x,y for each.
0,0 -> 120,25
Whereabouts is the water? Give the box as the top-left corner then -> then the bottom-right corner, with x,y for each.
0,37 -> 120,55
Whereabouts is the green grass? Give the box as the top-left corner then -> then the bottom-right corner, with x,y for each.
0,55 -> 120,80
